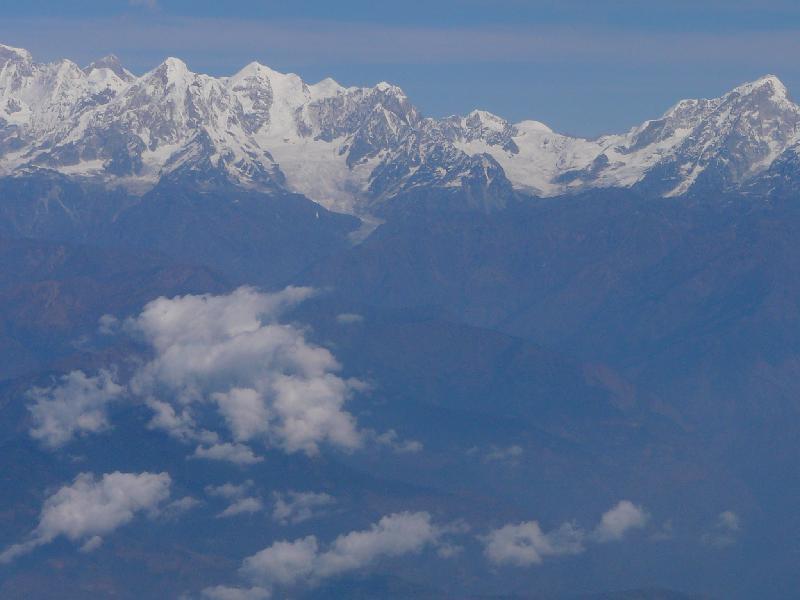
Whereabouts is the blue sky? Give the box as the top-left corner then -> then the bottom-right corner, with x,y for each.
2,0 -> 799,136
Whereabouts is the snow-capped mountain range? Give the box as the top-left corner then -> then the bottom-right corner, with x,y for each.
2,42 -> 799,216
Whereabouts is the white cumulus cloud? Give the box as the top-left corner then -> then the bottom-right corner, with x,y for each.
0,471 -> 171,563
144,397 -> 218,445
483,521 -> 584,566
213,388 -> 270,442
27,369 -> 124,448
30,288 -> 413,462
243,536 -> 320,587
206,480 -> 264,518
127,286 -> 363,457
204,511 -> 447,596
592,500 -> 648,542
312,512 -> 440,579
192,443 -> 264,466
219,497 -> 264,519
483,499 -> 648,567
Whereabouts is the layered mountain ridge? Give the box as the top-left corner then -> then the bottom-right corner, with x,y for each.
2,42 -> 800,217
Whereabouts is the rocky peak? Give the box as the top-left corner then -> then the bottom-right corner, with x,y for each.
84,54 -> 134,82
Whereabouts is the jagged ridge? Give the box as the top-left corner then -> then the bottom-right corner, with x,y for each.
1,43 -> 799,216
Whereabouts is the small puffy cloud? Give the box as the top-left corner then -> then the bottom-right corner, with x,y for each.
127,285 -> 313,356
162,496 -> 202,519
192,443 -> 263,466
483,500 -> 648,568
145,398 -> 218,445
370,429 -> 423,454
272,491 -> 335,525
127,286 -> 363,457
592,500 -> 648,542
483,521 -> 584,567
314,512 -> 439,579
206,481 -> 263,518
0,472 -> 171,563
336,313 -> 364,325
219,497 -> 264,519
243,536 -> 319,587
701,510 -> 741,548
210,512 -> 445,596
28,370 -> 124,448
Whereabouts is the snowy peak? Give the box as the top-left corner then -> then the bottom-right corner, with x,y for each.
310,77 -> 346,99
136,56 -> 198,102
227,62 -> 276,135
228,61 -> 301,91
160,56 -> 189,72
1,43 -> 799,213
718,74 -> 794,119
463,110 -> 514,143
729,74 -> 790,103
0,43 -> 32,65
148,56 -> 193,85
375,81 -> 405,96
648,74 -> 800,195
84,54 -> 134,82
458,73 -> 800,198
230,60 -> 269,80
466,110 -> 508,131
